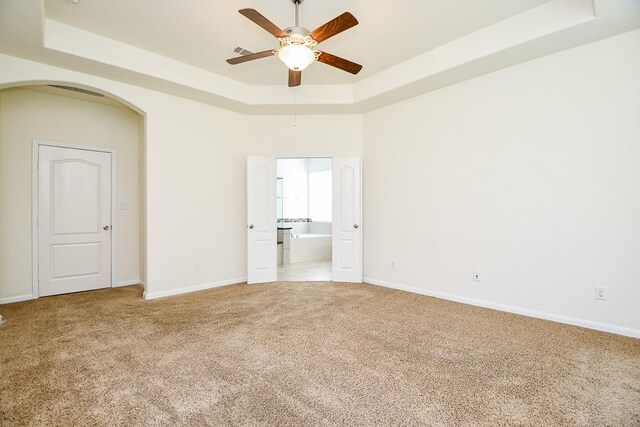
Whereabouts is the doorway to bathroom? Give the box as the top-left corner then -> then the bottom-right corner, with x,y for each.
277,158 -> 332,281
247,155 -> 361,284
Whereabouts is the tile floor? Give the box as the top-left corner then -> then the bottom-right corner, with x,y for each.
278,259 -> 332,282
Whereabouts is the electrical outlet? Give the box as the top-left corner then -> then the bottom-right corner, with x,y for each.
0,315 -> 5,325
473,272 -> 481,282
595,286 -> 607,301
118,200 -> 129,210
194,263 -> 201,272
391,261 -> 397,269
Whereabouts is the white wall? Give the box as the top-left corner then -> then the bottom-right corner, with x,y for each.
145,109 -> 363,296
0,55 -> 364,300
276,157 -> 333,221
277,158 -> 309,219
308,158 -> 332,222
308,158 -> 332,173
0,88 -> 141,299
363,29 -> 640,333
1,29 -> 636,337
138,114 -> 147,285
245,115 -> 362,158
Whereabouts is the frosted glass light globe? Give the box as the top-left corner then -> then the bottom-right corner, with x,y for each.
278,44 -> 315,71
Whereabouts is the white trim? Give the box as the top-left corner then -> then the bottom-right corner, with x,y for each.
114,279 -> 141,287
364,277 -> 640,339
32,140 -> 117,299
31,143 -> 38,298
0,294 -> 35,305
143,277 -> 247,300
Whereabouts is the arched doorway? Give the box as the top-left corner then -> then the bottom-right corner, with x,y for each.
0,83 -> 147,302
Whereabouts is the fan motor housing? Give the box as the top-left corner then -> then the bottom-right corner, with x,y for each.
284,26 -> 310,37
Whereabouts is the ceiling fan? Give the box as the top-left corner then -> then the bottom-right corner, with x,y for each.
226,0 -> 362,87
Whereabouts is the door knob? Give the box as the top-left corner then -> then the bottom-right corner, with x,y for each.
248,224 -> 254,229
103,225 -> 111,230
354,224 -> 359,229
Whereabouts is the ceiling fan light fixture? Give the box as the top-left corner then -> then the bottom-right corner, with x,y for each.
227,6 -> 361,87
277,44 -> 316,71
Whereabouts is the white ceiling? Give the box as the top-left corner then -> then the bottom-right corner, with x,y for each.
44,0 -> 552,85
1,0 -> 639,113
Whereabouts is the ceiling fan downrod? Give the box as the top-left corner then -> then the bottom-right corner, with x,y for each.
294,0 -> 301,27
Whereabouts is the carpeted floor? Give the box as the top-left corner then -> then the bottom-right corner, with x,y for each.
1,283 -> 639,426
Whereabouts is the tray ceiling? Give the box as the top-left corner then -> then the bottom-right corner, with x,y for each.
44,0 -> 552,85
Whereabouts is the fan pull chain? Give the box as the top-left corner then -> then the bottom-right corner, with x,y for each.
293,88 -> 298,127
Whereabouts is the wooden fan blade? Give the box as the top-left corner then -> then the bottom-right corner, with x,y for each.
288,69 -> 301,87
226,50 -> 275,65
239,9 -> 287,38
317,52 -> 362,75
310,12 -> 358,43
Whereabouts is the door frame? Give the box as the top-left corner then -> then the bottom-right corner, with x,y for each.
31,139 -> 117,298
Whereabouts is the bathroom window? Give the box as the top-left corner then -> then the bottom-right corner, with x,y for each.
309,169 -> 332,221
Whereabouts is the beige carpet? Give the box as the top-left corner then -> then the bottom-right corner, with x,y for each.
1,283 -> 638,426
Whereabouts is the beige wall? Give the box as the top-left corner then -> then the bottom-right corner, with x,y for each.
0,88 -> 142,299
143,104 -> 363,296
138,114 -> 147,286
0,29 -> 637,335
0,58 -> 364,301
363,29 -> 640,332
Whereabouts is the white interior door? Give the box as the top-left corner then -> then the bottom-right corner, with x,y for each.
38,145 -> 112,297
247,156 -> 277,284
332,156 -> 362,283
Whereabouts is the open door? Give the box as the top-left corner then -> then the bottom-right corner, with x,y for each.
332,156 -> 362,283
247,156 -> 277,284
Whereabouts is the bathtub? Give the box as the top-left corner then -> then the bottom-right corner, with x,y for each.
290,233 -> 331,263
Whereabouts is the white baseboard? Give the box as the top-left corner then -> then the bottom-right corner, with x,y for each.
114,279 -> 142,288
363,277 -> 640,339
143,277 -> 247,300
1,281 -> 142,303
0,294 -> 35,305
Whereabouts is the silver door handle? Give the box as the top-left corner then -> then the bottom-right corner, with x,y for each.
354,224 -> 359,229
248,224 -> 254,229
103,225 -> 111,230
